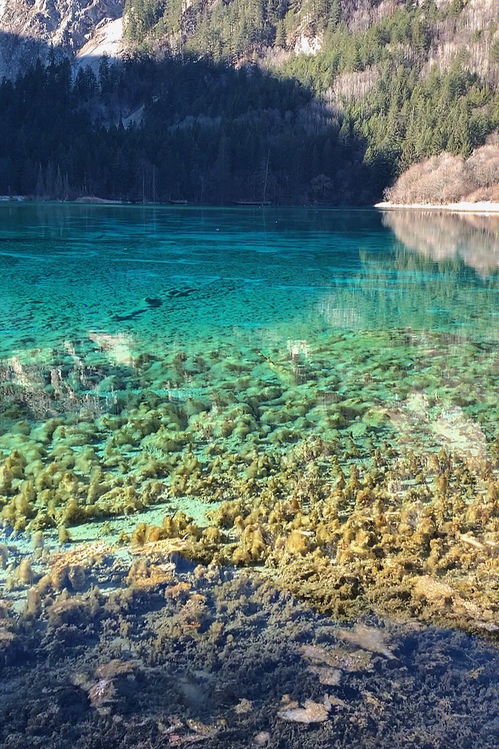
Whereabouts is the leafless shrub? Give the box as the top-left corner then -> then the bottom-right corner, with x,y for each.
465,138 -> 499,188
385,137 -> 499,204
326,67 -> 380,103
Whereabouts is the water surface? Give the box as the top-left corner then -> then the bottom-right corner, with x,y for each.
0,204 -> 497,748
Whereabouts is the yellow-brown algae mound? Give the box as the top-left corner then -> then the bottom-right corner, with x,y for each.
30,543 -> 109,596
126,557 -> 174,589
47,596 -> 93,627
0,544 -> 8,568
142,444 -> 498,635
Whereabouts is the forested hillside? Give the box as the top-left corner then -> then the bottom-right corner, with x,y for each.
0,0 -> 497,203
124,0 -> 498,168
0,53 -> 377,202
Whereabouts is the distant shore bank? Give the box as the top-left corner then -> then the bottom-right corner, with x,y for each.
375,201 -> 499,214
2,196 -> 499,214
74,196 -> 124,204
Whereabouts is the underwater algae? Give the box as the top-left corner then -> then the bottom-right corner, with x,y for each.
0,327 -> 497,748
1,557 -> 499,748
0,205 -> 498,747
0,327 -> 497,634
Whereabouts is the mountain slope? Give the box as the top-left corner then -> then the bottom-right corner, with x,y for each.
123,0 -> 497,84
0,0 -> 124,78
0,0 -> 497,203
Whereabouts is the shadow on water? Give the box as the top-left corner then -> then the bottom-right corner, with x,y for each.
0,556 -> 498,749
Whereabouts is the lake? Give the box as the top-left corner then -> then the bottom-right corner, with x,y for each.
0,203 -> 497,748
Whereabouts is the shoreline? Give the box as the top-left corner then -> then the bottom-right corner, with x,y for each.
2,196 -> 499,214
375,200 -> 499,215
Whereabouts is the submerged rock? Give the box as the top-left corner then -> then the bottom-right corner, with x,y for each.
336,624 -> 396,659
277,696 -> 331,724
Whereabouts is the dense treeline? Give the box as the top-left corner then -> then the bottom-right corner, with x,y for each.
0,53 -> 376,202
0,0 -> 497,203
341,63 -> 495,173
123,0 -> 498,175
123,0 -> 446,66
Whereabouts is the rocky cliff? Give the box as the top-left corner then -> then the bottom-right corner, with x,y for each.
0,0 -> 125,78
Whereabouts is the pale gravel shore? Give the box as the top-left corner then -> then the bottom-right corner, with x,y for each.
375,201 -> 499,214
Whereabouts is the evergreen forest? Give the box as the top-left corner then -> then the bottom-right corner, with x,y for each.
0,0 -> 497,203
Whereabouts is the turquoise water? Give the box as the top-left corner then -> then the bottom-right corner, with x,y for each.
0,204 -> 497,478
0,203 -> 497,747
0,205 -> 497,360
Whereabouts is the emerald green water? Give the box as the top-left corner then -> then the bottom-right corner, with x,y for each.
0,204 -> 497,476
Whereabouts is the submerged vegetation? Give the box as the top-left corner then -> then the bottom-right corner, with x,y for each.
1,320 -> 497,635
1,563 -> 498,747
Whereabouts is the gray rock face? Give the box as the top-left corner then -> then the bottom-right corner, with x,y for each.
0,0 -> 125,78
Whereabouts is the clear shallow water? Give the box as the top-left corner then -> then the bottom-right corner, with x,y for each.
0,204 -> 498,747
0,203 -> 497,516
0,204 -> 497,451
